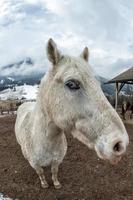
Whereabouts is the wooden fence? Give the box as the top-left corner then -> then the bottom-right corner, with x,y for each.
0,100 -> 22,115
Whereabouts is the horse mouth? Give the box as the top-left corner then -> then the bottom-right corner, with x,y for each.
109,156 -> 122,165
95,147 -> 122,165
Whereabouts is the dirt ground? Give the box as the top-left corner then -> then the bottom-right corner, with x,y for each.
0,116 -> 133,200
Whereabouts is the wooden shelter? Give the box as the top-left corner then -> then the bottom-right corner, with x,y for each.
106,67 -> 133,109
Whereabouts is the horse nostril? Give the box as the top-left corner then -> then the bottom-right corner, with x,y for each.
113,141 -> 124,154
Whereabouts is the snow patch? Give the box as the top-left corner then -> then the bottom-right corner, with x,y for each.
0,193 -> 12,200
0,84 -> 38,100
0,80 -> 4,84
7,77 -> 14,81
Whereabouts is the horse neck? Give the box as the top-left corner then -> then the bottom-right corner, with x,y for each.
33,78 -> 52,130
33,95 -> 62,140
35,94 -> 48,124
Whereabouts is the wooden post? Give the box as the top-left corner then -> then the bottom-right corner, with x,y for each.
115,82 -> 118,110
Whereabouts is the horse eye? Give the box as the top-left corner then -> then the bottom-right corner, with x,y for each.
65,80 -> 80,90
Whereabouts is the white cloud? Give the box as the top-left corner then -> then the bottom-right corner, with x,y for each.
0,0 -> 133,78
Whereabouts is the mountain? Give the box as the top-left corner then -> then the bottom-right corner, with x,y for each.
0,76 -> 115,101
1,58 -> 132,101
0,57 -> 43,91
0,58 -> 115,96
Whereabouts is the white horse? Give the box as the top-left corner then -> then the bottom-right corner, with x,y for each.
15,38 -> 129,189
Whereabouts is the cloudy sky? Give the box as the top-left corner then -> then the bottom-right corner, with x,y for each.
0,0 -> 133,78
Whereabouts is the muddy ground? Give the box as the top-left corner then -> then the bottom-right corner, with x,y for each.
0,115 -> 133,200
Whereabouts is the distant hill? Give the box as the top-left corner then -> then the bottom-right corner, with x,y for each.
96,76 -> 115,95
0,74 -> 42,91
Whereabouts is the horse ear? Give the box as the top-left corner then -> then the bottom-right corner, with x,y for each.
80,47 -> 89,62
47,38 -> 62,65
